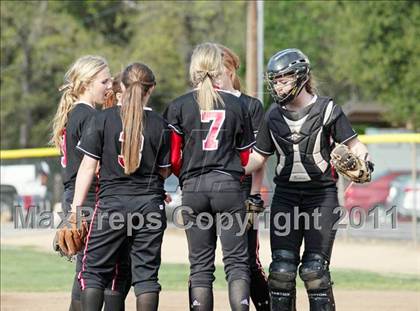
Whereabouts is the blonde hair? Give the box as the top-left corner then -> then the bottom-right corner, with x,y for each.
120,63 -> 155,175
218,44 -> 241,91
190,43 -> 224,111
51,55 -> 108,148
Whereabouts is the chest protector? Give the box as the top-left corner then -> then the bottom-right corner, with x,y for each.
269,96 -> 337,183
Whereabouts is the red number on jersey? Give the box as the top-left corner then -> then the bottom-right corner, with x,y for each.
201,110 -> 225,151
60,129 -> 67,168
117,131 -> 144,168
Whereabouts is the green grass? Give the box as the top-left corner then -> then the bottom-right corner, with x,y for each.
1,246 -> 419,292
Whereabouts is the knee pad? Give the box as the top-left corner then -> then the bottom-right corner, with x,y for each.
268,249 -> 298,291
299,253 -> 332,291
299,253 -> 335,311
268,250 -> 299,311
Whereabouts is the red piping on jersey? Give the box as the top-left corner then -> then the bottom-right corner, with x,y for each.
111,263 -> 119,291
240,149 -> 250,167
170,130 -> 183,177
79,201 -> 100,290
79,173 -> 101,289
60,128 -> 67,168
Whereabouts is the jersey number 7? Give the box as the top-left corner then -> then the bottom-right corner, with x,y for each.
201,110 -> 225,151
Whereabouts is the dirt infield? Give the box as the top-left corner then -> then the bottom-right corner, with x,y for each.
2,290 -> 419,311
2,225 -> 420,310
2,226 -> 420,275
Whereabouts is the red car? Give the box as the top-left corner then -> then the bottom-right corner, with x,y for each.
344,171 -> 410,211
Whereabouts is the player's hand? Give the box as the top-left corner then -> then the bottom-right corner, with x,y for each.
245,194 -> 265,230
164,192 -> 172,204
56,212 -> 88,257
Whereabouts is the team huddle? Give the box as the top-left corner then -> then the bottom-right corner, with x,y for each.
51,43 -> 373,311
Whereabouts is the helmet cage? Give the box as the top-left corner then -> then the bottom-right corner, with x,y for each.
265,48 -> 311,105
266,65 -> 310,105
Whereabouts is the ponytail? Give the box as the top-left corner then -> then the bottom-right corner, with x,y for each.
197,72 -> 223,111
120,82 -> 144,175
51,86 -> 78,148
190,43 -> 225,111
119,63 -> 155,175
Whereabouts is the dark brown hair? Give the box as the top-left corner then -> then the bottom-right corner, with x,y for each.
305,72 -> 317,95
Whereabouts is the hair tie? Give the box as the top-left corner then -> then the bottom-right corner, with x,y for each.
58,82 -> 74,92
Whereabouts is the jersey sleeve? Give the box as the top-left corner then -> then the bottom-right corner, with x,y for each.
328,104 -> 358,144
236,106 -> 256,151
254,111 -> 275,156
76,112 -> 105,160
249,98 -> 264,135
163,101 -> 183,135
156,120 -> 172,168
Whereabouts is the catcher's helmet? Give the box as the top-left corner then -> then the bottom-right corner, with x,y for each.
265,48 -> 310,105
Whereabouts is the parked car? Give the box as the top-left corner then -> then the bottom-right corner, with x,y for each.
386,174 -> 420,219
344,171 -> 411,212
0,162 -> 52,220
164,174 -> 182,222
0,184 -> 18,221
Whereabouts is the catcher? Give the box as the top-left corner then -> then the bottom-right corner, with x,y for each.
244,48 -> 373,311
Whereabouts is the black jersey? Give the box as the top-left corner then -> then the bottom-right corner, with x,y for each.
233,92 -> 264,188
164,90 -> 255,184
238,93 -> 264,136
61,103 -> 98,201
77,106 -> 171,198
255,95 -> 357,190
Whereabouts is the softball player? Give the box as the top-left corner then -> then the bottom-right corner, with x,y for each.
245,49 -> 372,311
217,44 -> 270,311
52,55 -> 128,311
70,62 -> 170,311
164,43 -> 255,311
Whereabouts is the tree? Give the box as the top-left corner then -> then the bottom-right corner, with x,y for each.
1,1 -> 108,148
332,1 -> 420,130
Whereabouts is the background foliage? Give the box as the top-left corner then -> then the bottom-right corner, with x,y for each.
1,0 -> 419,149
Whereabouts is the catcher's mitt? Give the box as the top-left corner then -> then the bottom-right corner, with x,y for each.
245,194 -> 265,230
54,212 -> 88,257
330,144 -> 374,183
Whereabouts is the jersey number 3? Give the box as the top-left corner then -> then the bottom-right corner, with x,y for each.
117,131 -> 144,168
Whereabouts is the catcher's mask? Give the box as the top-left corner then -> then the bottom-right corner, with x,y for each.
265,48 -> 310,105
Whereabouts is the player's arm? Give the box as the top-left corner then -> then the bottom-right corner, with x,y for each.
249,98 -> 265,195
245,108 -> 275,175
159,167 -> 172,179
163,102 -> 183,177
72,112 -> 104,212
170,130 -> 183,177
329,104 -> 373,183
251,168 -> 264,195
71,155 -> 98,213
244,152 -> 267,175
